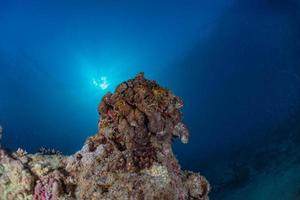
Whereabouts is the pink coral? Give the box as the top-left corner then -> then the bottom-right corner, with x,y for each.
34,171 -> 64,200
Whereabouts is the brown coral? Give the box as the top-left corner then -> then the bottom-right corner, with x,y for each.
93,72 -> 191,172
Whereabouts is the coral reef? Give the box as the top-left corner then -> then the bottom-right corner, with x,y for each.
0,73 -> 209,200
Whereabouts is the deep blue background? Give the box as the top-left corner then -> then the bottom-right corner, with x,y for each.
0,0 -> 300,175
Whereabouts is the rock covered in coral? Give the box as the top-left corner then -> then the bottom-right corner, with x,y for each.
0,73 -> 209,200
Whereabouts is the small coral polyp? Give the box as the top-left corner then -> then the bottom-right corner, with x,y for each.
0,73 -> 209,200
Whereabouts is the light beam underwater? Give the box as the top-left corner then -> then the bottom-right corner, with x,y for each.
92,76 -> 109,90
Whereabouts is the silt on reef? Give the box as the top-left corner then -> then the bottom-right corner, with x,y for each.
0,73 -> 210,200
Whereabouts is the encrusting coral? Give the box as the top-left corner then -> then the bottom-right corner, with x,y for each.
0,73 -> 210,200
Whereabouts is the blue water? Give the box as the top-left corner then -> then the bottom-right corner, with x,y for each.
0,0 -> 300,199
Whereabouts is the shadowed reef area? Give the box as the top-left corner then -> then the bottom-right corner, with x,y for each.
0,73 -> 209,200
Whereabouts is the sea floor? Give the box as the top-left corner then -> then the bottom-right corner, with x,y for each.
221,160 -> 300,200
209,111 -> 300,199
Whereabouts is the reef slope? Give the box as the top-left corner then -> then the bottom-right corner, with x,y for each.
0,73 -> 209,200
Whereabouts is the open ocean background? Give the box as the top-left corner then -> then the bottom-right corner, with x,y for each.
0,0 -> 300,199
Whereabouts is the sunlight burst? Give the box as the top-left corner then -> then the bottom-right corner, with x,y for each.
92,76 -> 109,90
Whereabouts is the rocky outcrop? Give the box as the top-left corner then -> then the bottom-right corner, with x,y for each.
0,73 -> 209,200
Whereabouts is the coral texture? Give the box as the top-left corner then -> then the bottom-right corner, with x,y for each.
0,73 -> 209,200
